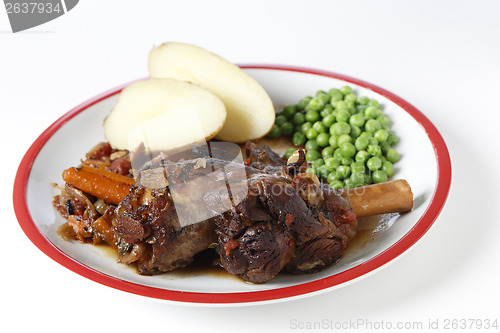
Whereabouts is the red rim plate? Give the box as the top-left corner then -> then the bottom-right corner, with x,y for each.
13,65 -> 452,305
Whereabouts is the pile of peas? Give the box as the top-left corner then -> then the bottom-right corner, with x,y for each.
267,86 -> 400,189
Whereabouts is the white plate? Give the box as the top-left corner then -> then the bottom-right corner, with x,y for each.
13,66 -> 451,305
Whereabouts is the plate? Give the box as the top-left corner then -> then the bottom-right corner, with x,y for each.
13,66 -> 451,305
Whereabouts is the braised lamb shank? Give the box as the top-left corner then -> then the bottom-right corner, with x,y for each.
111,142 -> 357,283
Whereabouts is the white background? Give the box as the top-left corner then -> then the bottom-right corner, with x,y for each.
2,1 -> 499,332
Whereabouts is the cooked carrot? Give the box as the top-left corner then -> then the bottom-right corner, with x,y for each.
93,215 -> 117,247
79,165 -> 136,185
62,167 -> 134,205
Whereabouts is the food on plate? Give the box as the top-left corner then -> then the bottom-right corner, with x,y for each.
270,86 -> 400,189
62,165 -> 135,205
53,42 -> 412,284
54,140 -> 412,283
103,78 -> 226,151
148,42 -> 275,143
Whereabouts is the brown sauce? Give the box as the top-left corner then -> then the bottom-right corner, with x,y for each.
91,214 -> 398,281
343,213 -> 399,258
165,249 -> 240,281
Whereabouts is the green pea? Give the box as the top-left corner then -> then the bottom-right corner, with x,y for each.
316,90 -> 330,103
350,172 -> 365,187
377,115 -> 390,128
340,86 -> 353,95
323,104 -> 334,114
284,148 -> 297,160
382,161 -> 395,177
275,115 -> 287,127
322,114 -> 336,127
387,132 -> 399,145
368,137 -> 378,146
367,156 -> 382,171
293,112 -> 306,126
329,92 -> 344,104
329,179 -> 344,189
372,170 -> 388,183
355,136 -> 369,150
336,165 -> 351,179
350,125 -> 361,139
306,150 -> 321,162
335,100 -> 347,110
343,178 -> 354,189
313,121 -> 327,133
351,161 -> 365,173
341,157 -> 353,166
312,158 -> 325,168
282,105 -> 297,119
386,148 -> 400,163
329,135 -> 338,149
267,125 -> 281,138
379,141 -> 390,154
328,88 -> 341,97
368,99 -> 380,108
339,142 -> 356,158
349,113 -> 365,127
356,104 -> 368,113
367,144 -> 382,156
280,122 -> 294,136
297,96 -> 312,110
355,150 -> 370,163
327,171 -> 339,184
316,133 -> 330,147
305,128 -> 319,140
364,106 -> 382,119
357,96 -> 370,105
365,173 -> 373,185
305,110 -> 320,123
305,167 -> 316,175
337,134 -> 352,145
365,119 -> 382,132
320,108 -> 330,118
322,146 -> 335,158
336,109 -> 350,123
345,100 -> 356,110
331,122 -> 351,136
333,148 -> 344,159
292,132 -> 306,146
374,129 -> 389,143
305,140 -> 320,152
317,164 -> 329,179
359,131 -> 372,138
325,157 -> 341,171
307,97 -> 325,112
344,93 -> 357,102
301,122 -> 313,134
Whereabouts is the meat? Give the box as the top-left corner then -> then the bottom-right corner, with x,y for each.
112,143 -> 248,275
213,143 -> 357,282
57,141 -> 358,283
112,186 -> 218,274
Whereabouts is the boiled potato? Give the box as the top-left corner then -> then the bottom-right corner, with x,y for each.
103,78 -> 226,152
148,42 -> 275,143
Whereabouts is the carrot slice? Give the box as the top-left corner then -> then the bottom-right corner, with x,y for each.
62,167 -> 134,205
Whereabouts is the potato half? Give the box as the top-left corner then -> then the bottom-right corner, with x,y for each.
103,78 -> 226,152
148,42 -> 275,143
